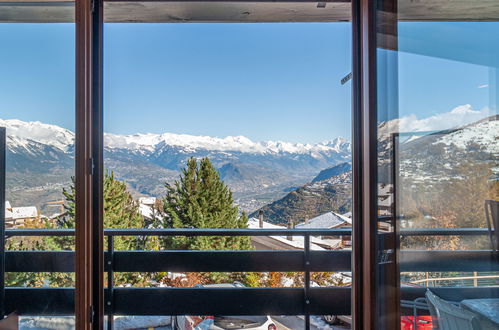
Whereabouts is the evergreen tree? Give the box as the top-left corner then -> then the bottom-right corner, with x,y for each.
60,171 -> 146,251
157,157 -> 252,251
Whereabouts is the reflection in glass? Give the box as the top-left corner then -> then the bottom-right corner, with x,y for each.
376,2 -> 499,329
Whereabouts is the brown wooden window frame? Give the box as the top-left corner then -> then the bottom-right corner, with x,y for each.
73,1 -> 379,329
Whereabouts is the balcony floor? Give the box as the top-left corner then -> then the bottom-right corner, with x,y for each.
19,315 -> 350,330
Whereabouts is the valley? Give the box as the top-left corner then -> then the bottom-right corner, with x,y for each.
2,114 -> 497,220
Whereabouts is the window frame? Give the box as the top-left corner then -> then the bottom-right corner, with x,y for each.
78,1 -> 368,329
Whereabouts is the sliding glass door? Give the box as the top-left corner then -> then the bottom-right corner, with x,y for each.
0,2 -> 76,327
375,0 -> 499,329
101,3 -> 353,329
3,1 -> 497,329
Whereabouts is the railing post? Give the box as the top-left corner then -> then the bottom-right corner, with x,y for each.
0,128 -> 5,319
304,234 -> 310,330
107,234 -> 114,330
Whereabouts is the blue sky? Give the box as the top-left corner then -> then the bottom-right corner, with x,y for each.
0,22 -> 496,143
396,22 -> 497,123
104,23 -> 352,143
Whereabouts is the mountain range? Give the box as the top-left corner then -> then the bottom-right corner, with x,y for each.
252,114 -> 498,224
2,114 -> 497,217
377,114 -> 498,183
1,118 -> 351,213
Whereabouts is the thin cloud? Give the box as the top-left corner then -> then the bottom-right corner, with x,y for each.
398,104 -> 490,133
477,84 -> 489,89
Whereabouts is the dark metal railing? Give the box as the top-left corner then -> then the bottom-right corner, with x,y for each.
6,228 -> 352,237
2,227 -> 498,330
6,227 -> 492,237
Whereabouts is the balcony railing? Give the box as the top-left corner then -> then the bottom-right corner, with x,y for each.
2,228 -> 498,329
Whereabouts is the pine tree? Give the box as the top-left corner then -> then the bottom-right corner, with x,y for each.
60,171 -> 145,251
157,157 -> 252,251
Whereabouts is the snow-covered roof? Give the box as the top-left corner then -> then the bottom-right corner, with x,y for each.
139,197 -> 156,205
139,197 -> 162,220
295,212 -> 351,229
247,217 -> 338,250
342,211 -> 352,218
248,217 -> 286,229
139,203 -> 154,219
10,206 -> 38,219
5,201 -> 13,219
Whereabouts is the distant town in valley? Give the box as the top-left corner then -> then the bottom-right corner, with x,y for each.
2,113 -> 497,238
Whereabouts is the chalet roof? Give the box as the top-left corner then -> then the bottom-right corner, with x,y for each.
138,197 -> 162,220
5,201 -> 13,219
295,211 -> 351,229
139,203 -> 154,220
139,197 -> 156,206
247,217 -> 286,230
10,206 -> 38,219
247,217 -> 338,250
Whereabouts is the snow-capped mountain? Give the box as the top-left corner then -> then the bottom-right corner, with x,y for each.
4,114 -> 496,213
0,119 -> 74,153
437,116 -> 498,153
104,132 -> 350,156
2,118 -> 350,158
254,114 -> 498,224
378,114 -> 498,183
103,129 -> 351,211
2,118 -> 351,212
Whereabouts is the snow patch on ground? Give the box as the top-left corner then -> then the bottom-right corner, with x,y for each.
437,120 -> 498,154
19,315 -> 171,330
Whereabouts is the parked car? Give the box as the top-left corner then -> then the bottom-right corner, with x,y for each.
172,283 -> 277,330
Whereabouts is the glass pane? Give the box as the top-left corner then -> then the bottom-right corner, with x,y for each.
0,3 -> 75,328
103,4 -> 352,329
376,1 -> 499,329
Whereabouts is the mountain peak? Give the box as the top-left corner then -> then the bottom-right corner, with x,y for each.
104,130 -> 351,156
1,118 -> 352,158
0,118 -> 74,152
